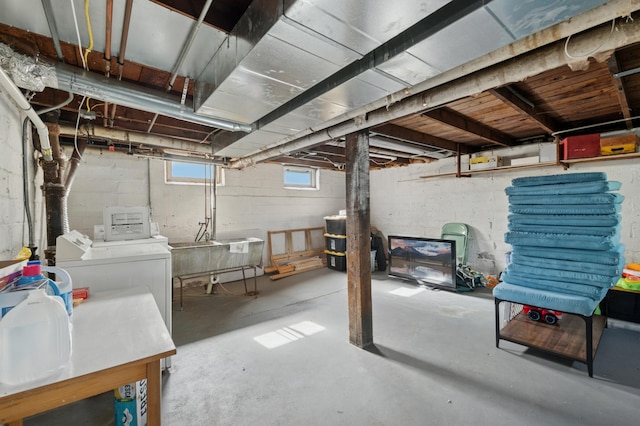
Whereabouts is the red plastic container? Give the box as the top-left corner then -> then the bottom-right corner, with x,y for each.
560,134 -> 600,159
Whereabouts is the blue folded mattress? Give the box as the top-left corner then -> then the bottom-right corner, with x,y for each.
507,214 -> 621,227
506,264 -> 618,288
508,223 -> 619,237
511,172 -> 607,187
509,204 -> 621,215
505,231 -> 619,251
508,193 -> 624,205
511,253 -> 624,276
505,180 -> 621,196
493,282 -> 604,316
510,245 -> 624,265
501,271 -> 610,299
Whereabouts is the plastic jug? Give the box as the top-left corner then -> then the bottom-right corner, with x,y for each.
0,289 -> 71,385
0,262 -> 63,319
42,266 -> 73,318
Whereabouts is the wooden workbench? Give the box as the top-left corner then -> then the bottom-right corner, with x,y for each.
0,287 -> 176,425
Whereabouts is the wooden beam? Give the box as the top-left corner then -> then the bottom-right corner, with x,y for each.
345,131 -> 373,348
371,123 -> 467,153
489,86 -> 560,134
422,107 -> 515,147
607,52 -> 633,129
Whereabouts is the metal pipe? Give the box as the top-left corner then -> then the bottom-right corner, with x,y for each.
64,137 -> 87,195
22,118 -> 35,249
105,0 -> 113,63
58,123 -> 215,154
0,68 -> 53,160
118,0 -> 133,67
53,62 -> 252,132
148,0 -> 213,133
110,0 -> 133,127
104,0 -> 113,127
41,0 -> 64,61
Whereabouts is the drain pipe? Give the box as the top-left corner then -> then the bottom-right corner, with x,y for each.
41,123 -> 67,266
148,0 -> 214,133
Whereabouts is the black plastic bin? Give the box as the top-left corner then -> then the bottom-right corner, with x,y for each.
324,233 -> 347,252
324,215 -> 346,235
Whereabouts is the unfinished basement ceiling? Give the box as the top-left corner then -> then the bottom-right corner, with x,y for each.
0,0 -> 639,170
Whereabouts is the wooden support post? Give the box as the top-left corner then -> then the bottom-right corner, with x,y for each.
345,131 -> 373,348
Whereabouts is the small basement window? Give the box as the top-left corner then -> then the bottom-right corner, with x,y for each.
284,165 -> 319,190
165,161 -> 224,186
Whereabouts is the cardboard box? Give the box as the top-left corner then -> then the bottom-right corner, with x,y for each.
115,380 -> 147,426
539,143 -> 557,163
560,134 -> 600,159
469,156 -> 490,165
510,156 -> 540,166
469,156 -> 502,170
0,259 -> 27,292
600,134 -> 638,156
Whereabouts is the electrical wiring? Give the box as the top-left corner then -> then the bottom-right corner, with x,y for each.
87,101 -> 105,112
564,18 -> 616,60
70,0 -> 87,70
73,95 -> 87,162
83,0 -> 94,69
83,0 -> 95,111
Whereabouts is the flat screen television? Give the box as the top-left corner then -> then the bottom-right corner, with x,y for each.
388,236 -> 457,291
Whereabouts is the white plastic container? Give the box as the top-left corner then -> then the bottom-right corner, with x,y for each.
42,266 -> 73,318
0,289 -> 71,385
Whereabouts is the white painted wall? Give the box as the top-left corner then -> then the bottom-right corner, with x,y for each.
66,149 -> 346,259
371,147 -> 640,277
0,92 -> 43,260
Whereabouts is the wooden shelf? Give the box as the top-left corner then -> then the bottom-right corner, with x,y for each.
500,312 -> 606,362
561,152 -> 640,165
419,161 -> 558,179
418,147 -> 640,180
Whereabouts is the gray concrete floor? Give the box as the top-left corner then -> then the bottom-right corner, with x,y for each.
25,268 -> 640,425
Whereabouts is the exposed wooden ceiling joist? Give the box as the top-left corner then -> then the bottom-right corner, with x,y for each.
371,123 -> 467,154
607,52 -> 634,129
489,86 -> 561,134
422,107 -> 515,147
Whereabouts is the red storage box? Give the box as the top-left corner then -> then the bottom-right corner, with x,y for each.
560,134 -> 600,159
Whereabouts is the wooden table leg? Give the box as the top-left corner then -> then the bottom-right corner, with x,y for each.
8,419 -> 23,426
146,359 -> 162,426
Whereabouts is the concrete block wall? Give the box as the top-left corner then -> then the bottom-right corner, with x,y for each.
0,93 -> 43,260
66,149 -> 346,257
371,154 -> 640,276
149,159 -> 345,242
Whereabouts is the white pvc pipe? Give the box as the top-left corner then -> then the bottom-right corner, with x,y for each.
0,68 -> 53,161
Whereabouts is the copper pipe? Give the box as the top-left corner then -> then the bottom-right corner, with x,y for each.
118,0 -> 133,66
110,0 -> 133,127
104,0 -> 113,127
